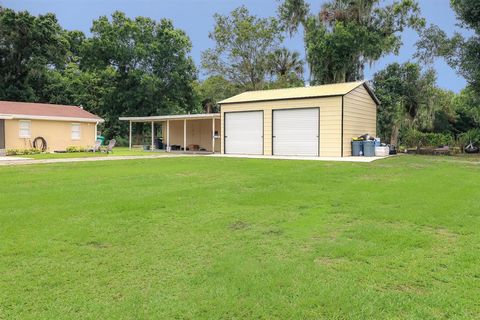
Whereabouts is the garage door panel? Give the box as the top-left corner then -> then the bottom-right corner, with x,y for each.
273,108 -> 319,156
225,111 -> 263,155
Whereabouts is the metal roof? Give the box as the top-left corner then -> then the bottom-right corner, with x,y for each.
219,81 -> 380,105
119,113 -> 220,122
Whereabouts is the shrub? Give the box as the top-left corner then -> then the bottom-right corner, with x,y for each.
459,128 -> 480,145
114,136 -> 129,147
66,146 -> 87,153
6,148 -> 41,156
400,129 -> 455,148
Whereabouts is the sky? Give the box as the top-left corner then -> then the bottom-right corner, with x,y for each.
1,0 -> 472,92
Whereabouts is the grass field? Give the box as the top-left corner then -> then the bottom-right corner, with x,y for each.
1,155 -> 479,319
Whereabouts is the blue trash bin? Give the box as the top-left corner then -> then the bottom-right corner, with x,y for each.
363,140 -> 375,156
352,140 -> 364,156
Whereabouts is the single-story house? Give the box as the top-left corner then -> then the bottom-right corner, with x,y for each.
0,101 -> 104,154
120,81 -> 379,157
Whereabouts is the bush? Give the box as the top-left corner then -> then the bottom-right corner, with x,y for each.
459,128 -> 480,145
66,146 -> 87,153
113,136 -> 129,147
400,129 -> 455,148
6,148 -> 41,156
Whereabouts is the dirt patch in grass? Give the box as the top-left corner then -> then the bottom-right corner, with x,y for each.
314,256 -> 348,266
84,241 -> 112,249
229,221 -> 251,230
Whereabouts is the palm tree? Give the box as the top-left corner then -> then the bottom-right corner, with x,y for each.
319,0 -> 376,25
268,48 -> 304,78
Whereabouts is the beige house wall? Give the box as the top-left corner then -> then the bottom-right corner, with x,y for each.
220,96 -> 343,157
161,119 -> 220,152
4,119 -> 97,151
343,86 -> 377,156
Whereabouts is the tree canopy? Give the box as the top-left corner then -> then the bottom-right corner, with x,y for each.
0,8 -> 198,139
0,7 -> 69,101
373,62 -> 437,145
278,0 -> 425,84
416,0 -> 480,96
201,6 -> 303,91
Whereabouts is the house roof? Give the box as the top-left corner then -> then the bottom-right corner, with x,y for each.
219,81 -> 380,105
0,101 -> 104,123
119,113 -> 220,123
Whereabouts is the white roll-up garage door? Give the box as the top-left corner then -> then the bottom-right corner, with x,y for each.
273,108 -> 319,156
224,111 -> 263,155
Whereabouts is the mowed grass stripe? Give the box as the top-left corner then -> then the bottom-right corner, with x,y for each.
0,155 -> 479,319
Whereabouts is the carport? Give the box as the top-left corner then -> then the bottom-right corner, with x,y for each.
119,114 -> 221,153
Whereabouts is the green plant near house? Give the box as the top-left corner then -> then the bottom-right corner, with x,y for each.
6,148 -> 42,156
66,146 -> 87,153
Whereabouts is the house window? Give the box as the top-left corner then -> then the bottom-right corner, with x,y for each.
19,120 -> 31,138
71,123 -> 81,140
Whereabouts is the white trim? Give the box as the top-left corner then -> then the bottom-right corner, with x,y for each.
151,121 -> 155,150
166,120 -> 170,152
71,123 -> 81,140
0,114 -> 104,123
129,121 -> 132,149
211,117 -> 215,153
19,120 -> 31,138
183,119 -> 187,151
119,113 -> 220,122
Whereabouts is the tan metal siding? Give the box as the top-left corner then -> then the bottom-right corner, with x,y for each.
4,119 -> 96,151
161,119 -> 220,152
221,96 -> 342,157
343,86 -> 377,156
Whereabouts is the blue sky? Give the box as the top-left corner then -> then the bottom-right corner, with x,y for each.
2,0 -> 471,92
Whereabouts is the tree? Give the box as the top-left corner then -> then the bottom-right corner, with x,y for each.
194,76 -> 240,113
201,6 -> 283,91
278,0 -> 425,84
80,11 -> 198,138
416,0 -> 480,96
373,62 -> 437,146
0,7 -> 69,101
268,48 -> 303,78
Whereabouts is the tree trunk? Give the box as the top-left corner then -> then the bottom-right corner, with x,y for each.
390,123 -> 399,146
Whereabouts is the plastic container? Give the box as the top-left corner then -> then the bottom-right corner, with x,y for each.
352,140 -> 364,156
375,146 -> 389,156
374,138 -> 381,147
96,135 -> 105,146
156,138 -> 163,150
363,140 -> 375,157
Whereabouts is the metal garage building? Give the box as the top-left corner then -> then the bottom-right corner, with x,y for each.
219,81 -> 380,157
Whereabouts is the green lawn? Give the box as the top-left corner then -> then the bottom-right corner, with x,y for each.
15,147 -> 158,159
0,155 -> 479,319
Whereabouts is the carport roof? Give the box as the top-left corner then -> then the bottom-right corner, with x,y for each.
219,81 -> 380,105
119,113 -> 220,122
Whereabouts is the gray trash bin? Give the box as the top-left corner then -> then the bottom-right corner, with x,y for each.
363,140 -> 375,157
352,140 -> 364,156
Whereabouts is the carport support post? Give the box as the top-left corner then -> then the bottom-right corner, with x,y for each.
128,121 -> 132,150
183,119 -> 187,152
166,120 -> 170,152
151,121 -> 155,151
211,118 -> 215,153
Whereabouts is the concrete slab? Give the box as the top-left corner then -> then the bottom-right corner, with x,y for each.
206,154 -> 388,162
0,156 -> 31,161
0,154 -> 185,166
